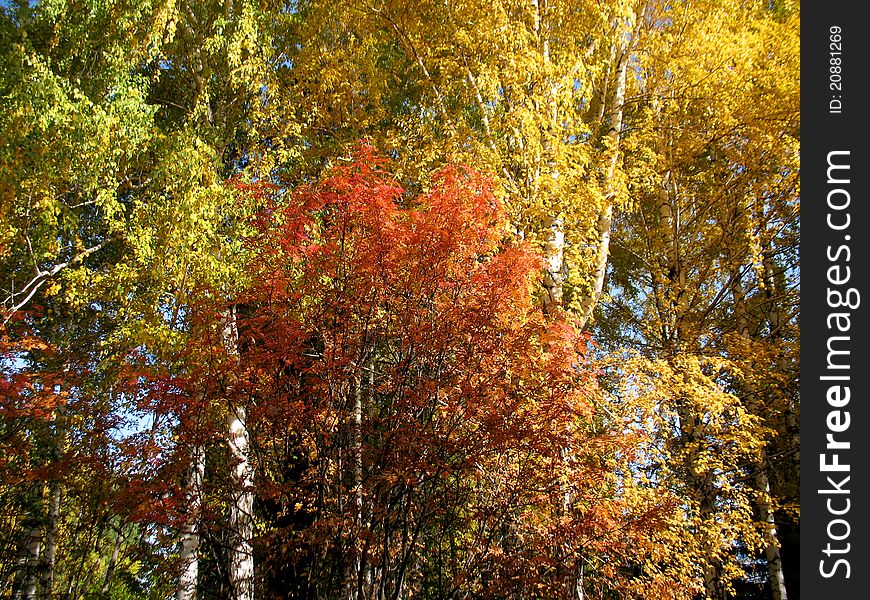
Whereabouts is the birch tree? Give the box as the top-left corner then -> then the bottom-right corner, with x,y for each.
1,1 -> 282,596
280,0 -> 651,320
597,0 -> 799,595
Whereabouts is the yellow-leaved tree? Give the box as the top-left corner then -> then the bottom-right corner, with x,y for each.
597,0 -> 799,597
278,0 -> 649,320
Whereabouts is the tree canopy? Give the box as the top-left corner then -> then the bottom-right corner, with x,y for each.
1,1 -> 799,598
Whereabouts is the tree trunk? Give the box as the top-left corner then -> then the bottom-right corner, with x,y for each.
661,176 -> 728,597
350,363 -> 368,600
732,270 -> 789,600
102,524 -> 126,595
541,215 -> 565,314
177,444 -> 206,600
227,418 -> 254,600
755,452 -> 788,600
676,406 -> 727,600
16,517 -> 41,600
577,29 -> 632,330
37,480 -> 61,595
38,404 -> 66,596
222,306 -> 254,600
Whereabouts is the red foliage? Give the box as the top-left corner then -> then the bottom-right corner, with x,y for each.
149,146 -> 656,597
220,148 -> 599,594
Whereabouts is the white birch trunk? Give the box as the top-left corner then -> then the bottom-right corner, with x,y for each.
530,0 -> 565,316
575,561 -> 584,600
541,215 -> 565,313
37,481 -> 61,594
733,273 -> 789,600
222,307 -> 254,600
18,523 -> 41,600
757,253 -> 790,600
177,444 -> 205,600
354,368 -> 364,598
39,405 -> 66,595
756,452 -> 788,600
577,37 -> 630,330
228,407 -> 255,600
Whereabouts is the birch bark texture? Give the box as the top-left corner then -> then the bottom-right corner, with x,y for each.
221,306 -> 255,600
177,445 -> 206,600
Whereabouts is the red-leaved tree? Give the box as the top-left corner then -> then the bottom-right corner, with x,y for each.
155,146 -> 671,599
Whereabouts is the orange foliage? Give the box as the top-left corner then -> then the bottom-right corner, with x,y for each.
143,146 -> 672,597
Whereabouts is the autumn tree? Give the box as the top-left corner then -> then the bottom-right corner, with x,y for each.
596,1 -> 800,597
1,1 -> 284,596
1,0 -> 800,598
139,148 -> 672,599
276,0 -> 652,323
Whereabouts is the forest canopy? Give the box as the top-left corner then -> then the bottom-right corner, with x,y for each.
0,1 -> 799,599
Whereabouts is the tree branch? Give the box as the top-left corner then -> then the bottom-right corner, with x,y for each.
2,238 -> 116,327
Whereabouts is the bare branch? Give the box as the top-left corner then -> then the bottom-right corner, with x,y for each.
2,237 -> 116,327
